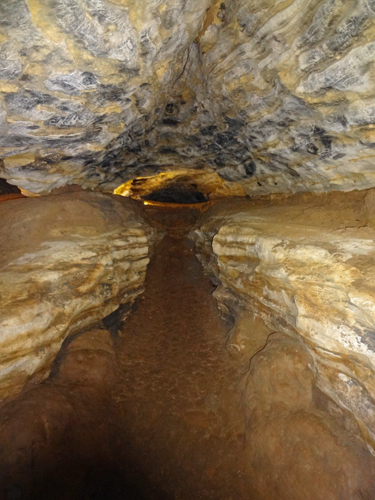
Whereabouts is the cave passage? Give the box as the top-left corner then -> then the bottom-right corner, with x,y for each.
0,204 -> 250,500
113,204 -> 250,498
1,196 -> 375,499
143,184 -> 209,204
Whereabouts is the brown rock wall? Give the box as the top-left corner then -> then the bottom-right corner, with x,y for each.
191,190 -> 375,454
0,192 -> 157,402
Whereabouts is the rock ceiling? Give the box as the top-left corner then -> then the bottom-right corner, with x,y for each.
1,0 -> 375,196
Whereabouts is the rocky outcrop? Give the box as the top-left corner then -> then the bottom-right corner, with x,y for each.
0,191 -> 157,402
191,190 -> 375,455
0,0 -> 213,194
2,1 -> 375,196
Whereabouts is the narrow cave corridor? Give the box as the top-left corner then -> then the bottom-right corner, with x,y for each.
2,0 -> 375,498
1,196 -> 375,500
0,204 -> 250,499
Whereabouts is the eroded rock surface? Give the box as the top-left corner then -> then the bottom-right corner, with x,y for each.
0,191 -> 157,402
191,190 -> 375,456
1,1 -> 375,195
245,332 -> 375,500
0,206 -> 250,500
0,327 -> 123,500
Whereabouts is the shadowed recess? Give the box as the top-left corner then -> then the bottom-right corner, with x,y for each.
143,184 -> 208,204
0,178 -> 21,195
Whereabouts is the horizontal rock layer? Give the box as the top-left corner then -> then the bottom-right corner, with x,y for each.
0,191 -> 157,402
1,1 -> 375,195
191,190 -> 375,453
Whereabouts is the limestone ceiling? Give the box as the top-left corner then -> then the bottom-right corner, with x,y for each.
1,0 -> 375,196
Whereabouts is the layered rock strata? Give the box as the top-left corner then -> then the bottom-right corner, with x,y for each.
0,191 -> 157,402
2,1 -> 375,196
191,190 -> 375,455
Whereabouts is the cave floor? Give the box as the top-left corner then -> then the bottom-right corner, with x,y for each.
114,205 -> 250,499
0,205 -> 251,500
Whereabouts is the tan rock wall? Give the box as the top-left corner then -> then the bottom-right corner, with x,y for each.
0,192 -> 157,402
191,190 -> 375,453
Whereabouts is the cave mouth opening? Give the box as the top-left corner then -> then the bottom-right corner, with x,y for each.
113,170 -> 246,206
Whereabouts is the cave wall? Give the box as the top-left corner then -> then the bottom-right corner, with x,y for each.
244,330 -> 375,499
191,190 -> 375,454
0,191 -> 158,402
1,0 -> 375,195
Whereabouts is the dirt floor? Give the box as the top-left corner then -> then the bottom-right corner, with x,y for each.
0,205 -> 251,500
114,205 -> 251,499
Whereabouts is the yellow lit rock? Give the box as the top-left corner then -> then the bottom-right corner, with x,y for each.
191,189 -> 375,455
3,154 -> 36,169
0,191 -> 158,402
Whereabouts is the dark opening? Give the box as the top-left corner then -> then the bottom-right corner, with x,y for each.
143,184 -> 208,204
0,178 -> 21,195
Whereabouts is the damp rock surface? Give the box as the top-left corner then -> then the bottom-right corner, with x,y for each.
2,1 -> 375,195
0,191 -> 157,402
245,332 -> 375,500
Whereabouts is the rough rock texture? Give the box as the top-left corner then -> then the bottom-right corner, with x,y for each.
1,1 -> 375,195
245,332 -> 375,499
0,327 -> 122,499
191,190 -> 375,455
0,205 -> 374,499
0,191 -> 157,402
0,206 -> 248,500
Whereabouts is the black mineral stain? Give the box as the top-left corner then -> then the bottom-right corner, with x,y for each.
215,132 -> 238,147
159,146 -> 177,155
307,143 -> 319,155
162,118 -> 180,126
225,117 -> 245,132
200,125 -> 217,136
5,90 -> 55,112
165,103 -> 179,115
244,160 -> 256,177
313,127 -> 332,150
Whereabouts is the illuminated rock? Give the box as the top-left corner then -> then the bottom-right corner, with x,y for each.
191,189 -> 375,454
0,191 -> 157,401
1,1 -> 375,195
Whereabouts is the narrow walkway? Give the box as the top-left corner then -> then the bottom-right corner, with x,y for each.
114,205 -> 250,499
